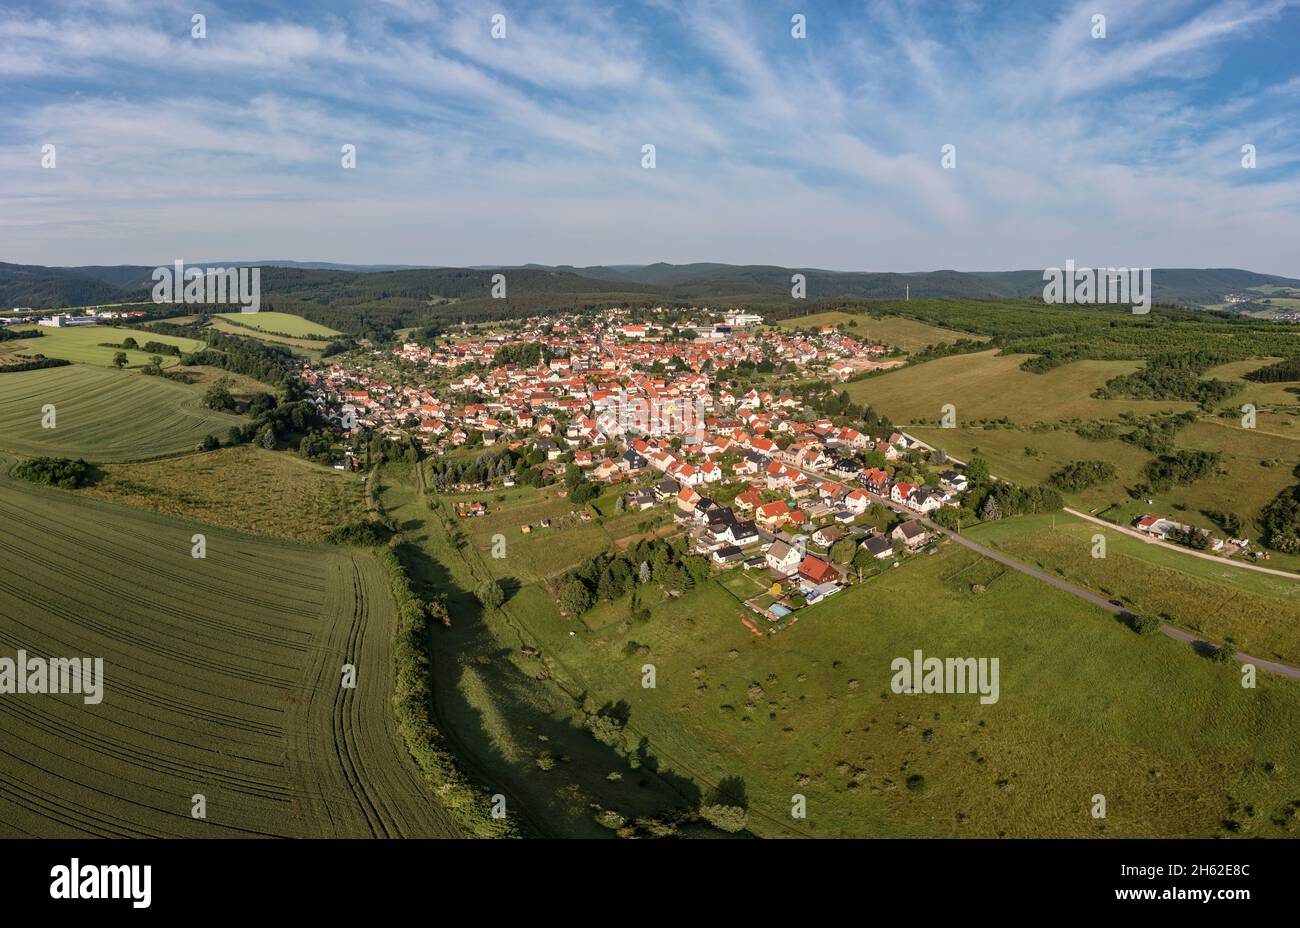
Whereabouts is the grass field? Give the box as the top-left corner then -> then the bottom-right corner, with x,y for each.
428,467 -> 672,585
392,464 -> 1300,838
88,446 -> 367,542
531,541 -> 1300,837
0,364 -> 246,461
0,474 -> 459,837
849,350 -> 1192,424
777,311 -> 982,352
0,325 -> 204,369
214,312 -> 341,338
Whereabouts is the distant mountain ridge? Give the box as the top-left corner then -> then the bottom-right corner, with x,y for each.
3,260 -> 1297,310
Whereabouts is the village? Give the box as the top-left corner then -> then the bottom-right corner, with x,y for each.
296,307 -> 972,631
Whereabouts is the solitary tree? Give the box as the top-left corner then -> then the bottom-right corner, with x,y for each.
112,351 -> 128,369
965,457 -> 991,485
560,579 -> 592,616
476,579 -> 506,609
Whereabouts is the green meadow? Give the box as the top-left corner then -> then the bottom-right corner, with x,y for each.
398,467 -> 1300,838
214,311 -> 341,338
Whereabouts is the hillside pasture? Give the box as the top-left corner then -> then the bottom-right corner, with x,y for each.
849,350 -> 1195,424
777,311 -> 981,352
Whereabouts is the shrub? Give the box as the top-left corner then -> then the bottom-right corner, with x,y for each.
698,803 -> 748,833
1209,641 -> 1237,664
1126,613 -> 1162,636
12,456 -> 93,489
476,579 -> 506,609
324,520 -> 389,546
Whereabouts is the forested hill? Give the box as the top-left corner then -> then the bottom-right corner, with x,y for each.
4,261 -> 1298,335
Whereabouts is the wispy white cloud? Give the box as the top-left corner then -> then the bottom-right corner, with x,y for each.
0,0 -> 1297,274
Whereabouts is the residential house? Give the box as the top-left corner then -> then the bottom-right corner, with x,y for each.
765,540 -> 803,576
860,535 -> 893,559
812,525 -> 845,548
755,499 -> 791,528
891,520 -> 929,550
797,554 -> 838,586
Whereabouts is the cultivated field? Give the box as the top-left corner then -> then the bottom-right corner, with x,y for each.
777,311 -> 981,352
88,446 -> 367,542
0,365 -> 246,461
0,325 -> 204,369
0,475 -> 459,837
214,311 -> 341,337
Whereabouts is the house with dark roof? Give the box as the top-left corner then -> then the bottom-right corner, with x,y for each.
711,545 -> 745,565
725,519 -> 760,546
654,476 -> 680,500
860,534 -> 893,559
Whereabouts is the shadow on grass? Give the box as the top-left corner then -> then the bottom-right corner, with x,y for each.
392,534 -> 703,837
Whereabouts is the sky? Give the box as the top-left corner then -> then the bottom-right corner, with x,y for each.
2,0 -> 1299,274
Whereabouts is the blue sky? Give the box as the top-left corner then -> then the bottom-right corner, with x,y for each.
3,0 -> 1299,274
